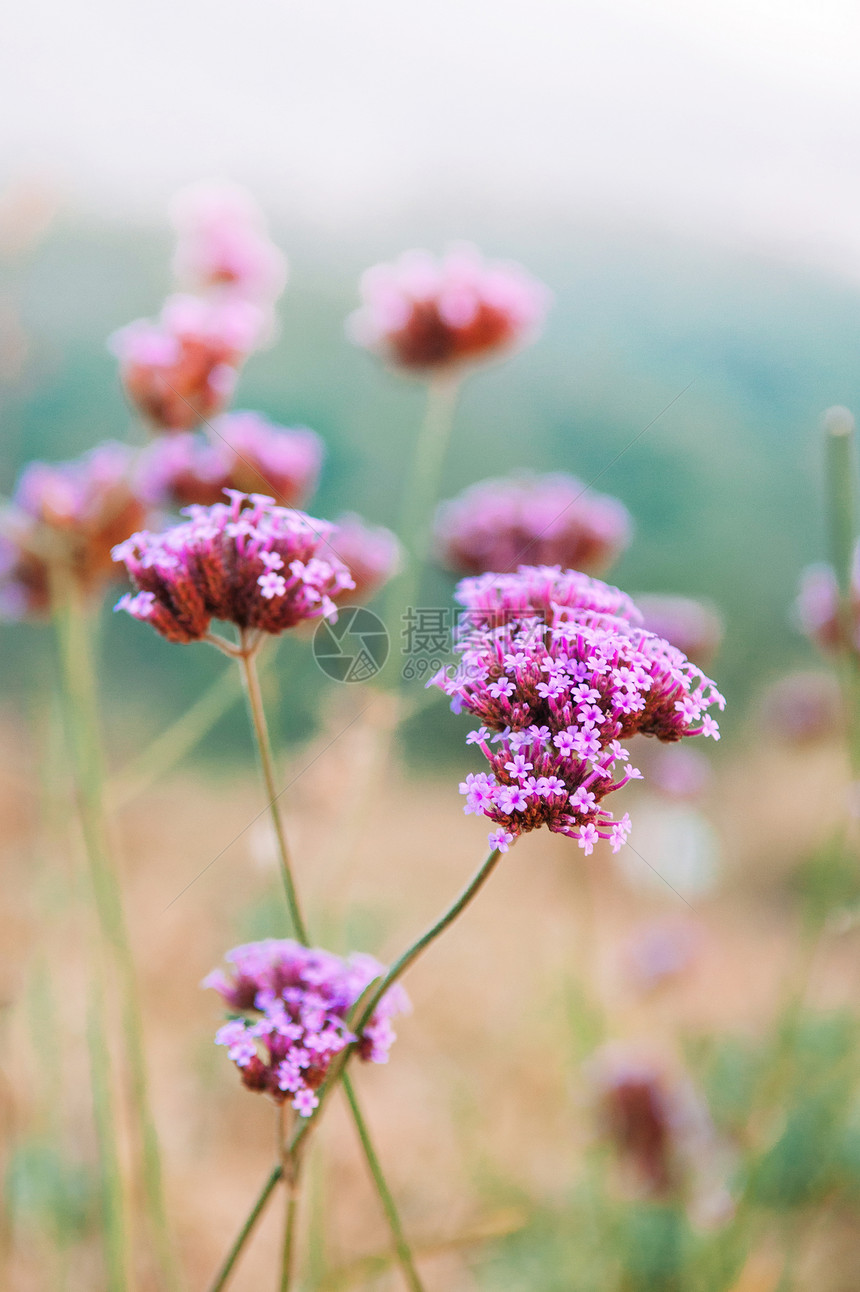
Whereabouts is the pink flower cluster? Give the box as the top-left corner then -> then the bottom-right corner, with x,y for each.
348,244 -> 551,374
138,411 -> 324,511
795,551 -> 860,655
328,512 -> 401,604
112,491 -> 354,644
0,442 -> 148,618
435,473 -> 632,578
110,294 -> 264,434
431,567 -> 723,855
170,183 -> 288,308
204,939 -> 409,1115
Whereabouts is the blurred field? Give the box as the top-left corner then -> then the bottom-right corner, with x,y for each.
5,204 -> 860,1290
4,668 -> 860,1289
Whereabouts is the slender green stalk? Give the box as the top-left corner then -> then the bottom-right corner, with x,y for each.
228,639 -> 425,1289
238,641 -> 309,942
110,662 -> 243,808
823,405 -> 860,776
54,587 -> 181,1291
279,1105 -> 302,1292
289,846 -> 504,1157
342,1073 -> 424,1292
86,977 -> 129,1292
206,1165 -> 284,1292
381,375 -> 461,689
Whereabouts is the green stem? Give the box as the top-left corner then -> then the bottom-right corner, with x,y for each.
342,1073 -> 425,1292
231,640 -> 424,1289
289,845 -> 504,1158
381,375 -> 461,689
110,661 -> 243,808
206,1165 -> 283,1292
279,1142 -> 302,1292
86,977 -> 129,1292
823,405 -> 860,776
238,641 -> 309,943
54,588 -> 180,1291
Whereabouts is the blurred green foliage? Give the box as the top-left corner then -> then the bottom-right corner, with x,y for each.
3,215 -> 858,766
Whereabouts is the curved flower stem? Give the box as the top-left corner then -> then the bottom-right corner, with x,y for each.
54,585 -> 181,1291
342,1073 -> 424,1292
237,640 -> 309,943
206,1165 -> 284,1292
289,845 -> 505,1158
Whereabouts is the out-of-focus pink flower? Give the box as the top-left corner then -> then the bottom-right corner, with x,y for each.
759,669 -> 841,744
329,513 -> 401,604
170,182 -> 288,307
586,1042 -> 734,1221
138,412 -> 323,510
109,294 -> 264,433
347,244 -> 551,374
635,594 -> 724,668
0,442 -> 148,619
434,473 -> 632,578
624,918 -> 702,991
113,491 -> 354,645
795,550 -> 860,655
645,744 -> 712,800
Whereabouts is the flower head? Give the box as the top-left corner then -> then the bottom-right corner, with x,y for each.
795,548 -> 860,655
170,182 -> 288,308
0,442 -> 148,619
138,412 -> 323,510
347,244 -> 551,374
327,513 -> 401,604
204,939 -> 409,1114
435,473 -> 632,578
433,567 -> 723,853
112,491 -> 354,643
109,294 -> 264,433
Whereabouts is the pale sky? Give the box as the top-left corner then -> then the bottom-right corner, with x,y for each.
3,0 -> 860,275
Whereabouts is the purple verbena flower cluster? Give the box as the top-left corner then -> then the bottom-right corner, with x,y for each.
112,490 -> 354,643
432,566 -> 724,855
138,411 -> 324,511
435,472 -> 632,578
204,939 -> 410,1115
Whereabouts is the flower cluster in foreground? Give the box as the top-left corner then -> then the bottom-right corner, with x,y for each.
435,472 -> 632,577
112,491 -> 354,643
204,940 -> 409,1115
138,411 -> 324,510
431,567 -> 724,855
348,244 -> 551,373
0,442 -> 148,618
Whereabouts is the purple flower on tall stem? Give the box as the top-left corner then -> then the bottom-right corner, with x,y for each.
109,294 -> 264,434
347,244 -> 551,375
170,182 -> 288,308
112,491 -> 354,648
433,566 -> 724,854
795,548 -> 860,655
327,512 -> 401,604
435,472 -> 632,578
204,940 -> 410,1115
0,442 -> 149,618
138,412 -> 324,511
635,594 -> 724,668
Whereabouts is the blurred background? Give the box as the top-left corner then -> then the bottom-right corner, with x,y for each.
4,2 -> 860,1289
